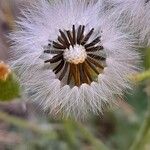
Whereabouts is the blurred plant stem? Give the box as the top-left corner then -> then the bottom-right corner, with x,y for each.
0,111 -> 109,150
130,47 -> 150,150
0,111 -> 57,139
63,120 -> 79,150
132,100 -> 150,150
133,70 -> 150,82
129,96 -> 150,150
63,119 -> 109,150
76,122 -> 109,150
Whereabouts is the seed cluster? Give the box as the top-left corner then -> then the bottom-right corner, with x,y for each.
44,25 -> 106,86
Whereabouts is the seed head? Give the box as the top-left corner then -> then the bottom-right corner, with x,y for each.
9,0 -> 141,119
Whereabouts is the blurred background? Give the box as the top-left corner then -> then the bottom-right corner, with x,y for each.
0,1 -> 150,150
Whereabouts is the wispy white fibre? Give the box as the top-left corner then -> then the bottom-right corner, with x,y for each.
108,0 -> 150,46
9,0 -> 140,119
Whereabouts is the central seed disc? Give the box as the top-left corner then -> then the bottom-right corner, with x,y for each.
44,25 -> 106,86
63,44 -> 87,64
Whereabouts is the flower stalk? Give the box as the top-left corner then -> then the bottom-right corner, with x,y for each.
0,110 -> 57,138
129,95 -> 150,150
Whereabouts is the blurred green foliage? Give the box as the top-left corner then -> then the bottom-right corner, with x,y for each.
0,74 -> 20,101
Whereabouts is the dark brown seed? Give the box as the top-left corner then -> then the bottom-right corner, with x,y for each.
79,26 -> 85,44
59,63 -> 69,80
82,63 -> 91,84
59,29 -> 70,48
67,64 -> 73,85
77,25 -> 82,44
82,72 -> 89,84
85,59 -> 99,75
58,36 -> 67,47
87,56 -> 104,69
45,53 -> 63,63
72,25 -> 76,45
88,54 -> 106,61
77,25 -> 85,44
53,41 -> 66,49
79,64 -> 85,84
53,60 -> 65,74
71,65 -> 77,85
85,36 -> 100,49
81,28 -> 94,45
44,50 -> 63,54
84,62 -> 93,82
67,31 -> 74,46
75,65 -> 81,86
86,46 -> 103,52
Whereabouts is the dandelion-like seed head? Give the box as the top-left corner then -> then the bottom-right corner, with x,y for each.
9,0 -> 140,119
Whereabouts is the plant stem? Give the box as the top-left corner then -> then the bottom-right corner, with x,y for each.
133,70 -> 150,82
0,111 -> 57,139
129,95 -> 150,150
76,122 -> 109,150
63,120 -> 79,150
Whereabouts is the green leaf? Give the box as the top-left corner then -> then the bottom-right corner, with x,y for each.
0,74 -> 20,101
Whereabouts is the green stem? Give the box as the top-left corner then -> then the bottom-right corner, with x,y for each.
134,70 -> 150,81
0,111 -> 57,139
76,122 -> 109,150
129,96 -> 150,150
63,120 -> 79,150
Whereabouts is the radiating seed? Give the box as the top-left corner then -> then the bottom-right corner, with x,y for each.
88,54 -> 106,61
53,60 -> 65,74
81,28 -> 94,45
86,46 -> 103,52
59,63 -> 69,80
87,56 -> 104,69
85,36 -> 100,48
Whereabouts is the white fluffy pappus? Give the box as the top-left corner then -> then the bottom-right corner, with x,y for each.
108,0 -> 150,47
9,0 -> 141,119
